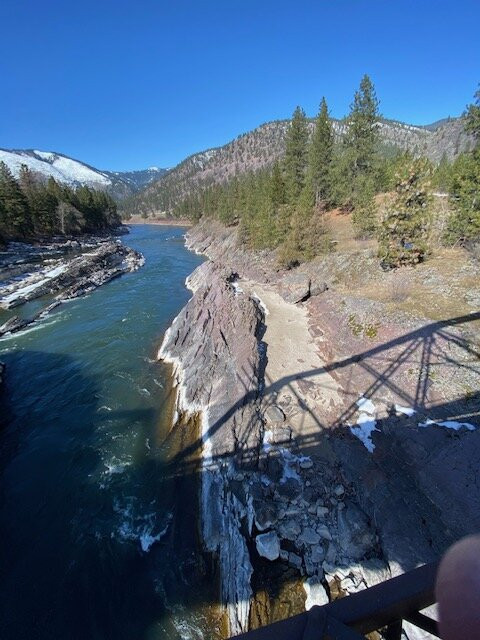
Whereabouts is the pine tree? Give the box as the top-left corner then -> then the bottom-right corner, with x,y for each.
0,161 -> 31,237
269,162 -> 286,209
279,173 -> 330,266
309,97 -> 334,207
377,158 -> 432,268
352,174 -> 377,237
284,106 -> 309,203
445,151 -> 480,244
343,75 -> 381,236
445,87 -> 480,244
465,85 -> 480,141
344,75 -> 380,177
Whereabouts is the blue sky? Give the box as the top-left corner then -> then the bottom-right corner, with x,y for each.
1,0 -> 478,171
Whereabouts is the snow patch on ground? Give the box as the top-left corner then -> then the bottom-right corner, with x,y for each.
350,396 -> 378,452
1,263 -> 68,306
350,413 -> 378,452
419,418 -> 476,431
0,149 -> 111,187
395,404 -> 416,417
356,396 -> 376,415
304,577 -> 329,610
251,293 -> 269,316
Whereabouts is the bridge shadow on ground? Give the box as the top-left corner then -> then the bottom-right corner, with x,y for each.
0,309 -> 479,640
164,309 -> 480,633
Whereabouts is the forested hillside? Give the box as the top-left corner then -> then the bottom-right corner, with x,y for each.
0,162 -> 121,244
121,90 -> 474,219
172,78 -> 480,269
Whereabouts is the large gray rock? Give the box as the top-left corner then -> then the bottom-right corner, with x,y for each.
288,552 -> 303,570
279,272 -> 311,304
277,477 -> 303,500
253,501 -> 278,531
310,279 -> 328,298
279,519 -> 301,541
299,527 -> 321,546
304,577 -> 329,610
264,404 -> 285,425
316,525 -> 333,541
256,531 -> 280,561
336,501 -> 376,560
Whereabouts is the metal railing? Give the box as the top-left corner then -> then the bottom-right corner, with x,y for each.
232,562 -> 439,640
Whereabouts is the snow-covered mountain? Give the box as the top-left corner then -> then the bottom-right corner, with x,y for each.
0,148 -> 166,199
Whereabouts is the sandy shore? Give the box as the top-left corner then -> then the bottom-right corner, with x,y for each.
240,279 -> 343,436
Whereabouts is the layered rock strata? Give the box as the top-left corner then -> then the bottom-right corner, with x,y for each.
0,237 -> 144,337
159,220 -> 480,637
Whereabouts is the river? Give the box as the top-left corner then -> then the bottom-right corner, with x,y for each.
0,225 -> 220,640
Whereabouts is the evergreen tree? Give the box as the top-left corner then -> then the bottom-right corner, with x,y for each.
432,153 -> 453,192
308,97 -> 334,207
269,162 -> 286,209
0,161 -> 31,237
284,106 -> 309,203
445,87 -> 480,244
343,75 -> 381,236
377,158 -> 432,268
279,173 -> 330,267
344,75 -> 380,176
465,85 -> 480,141
445,151 -> 480,244
351,174 -> 377,237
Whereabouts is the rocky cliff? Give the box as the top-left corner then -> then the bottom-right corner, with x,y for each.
158,220 -> 480,637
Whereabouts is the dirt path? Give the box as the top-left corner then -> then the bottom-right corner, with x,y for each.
240,280 -> 344,437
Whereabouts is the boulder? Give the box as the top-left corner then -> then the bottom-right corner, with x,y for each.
256,531 -> 280,561
278,519 -> 302,541
264,404 -> 285,425
270,425 -> 292,444
288,552 -> 303,570
310,544 -> 325,564
310,280 -> 328,298
277,477 -> 302,500
337,501 -> 376,560
254,501 -> 278,531
280,273 -> 311,304
316,506 -> 329,518
334,484 -> 345,497
300,458 -> 313,470
316,525 -> 333,541
299,527 -> 321,546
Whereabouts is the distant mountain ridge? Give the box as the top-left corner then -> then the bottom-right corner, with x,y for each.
121,115 -> 475,218
0,148 -> 166,199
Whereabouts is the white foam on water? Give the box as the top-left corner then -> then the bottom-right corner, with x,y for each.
114,498 -> 172,553
0,313 -> 64,341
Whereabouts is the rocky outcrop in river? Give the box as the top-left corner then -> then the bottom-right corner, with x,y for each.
159,220 -> 480,638
0,235 -> 144,337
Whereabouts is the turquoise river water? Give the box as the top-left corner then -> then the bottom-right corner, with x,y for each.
0,225 -> 221,640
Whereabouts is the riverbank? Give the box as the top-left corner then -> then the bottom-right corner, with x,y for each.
126,216 -> 193,227
159,218 -> 480,637
0,225 -> 218,640
0,233 -> 144,337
